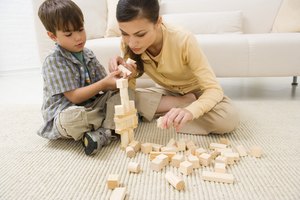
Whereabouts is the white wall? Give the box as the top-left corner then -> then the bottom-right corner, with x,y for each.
0,0 -> 40,72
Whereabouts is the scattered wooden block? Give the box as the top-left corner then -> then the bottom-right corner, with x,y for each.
128,162 -> 141,173
195,147 -> 207,157
149,151 -> 176,161
141,143 -> 152,154
179,161 -> 193,175
215,155 -> 228,165
170,154 -> 185,168
161,146 -> 178,152
177,139 -> 186,151
165,171 -> 185,191
152,143 -> 163,152
235,144 -> 248,157
199,153 -> 212,166
186,140 -> 197,154
202,171 -> 234,184
249,145 -> 263,158
150,155 -> 168,172
129,140 -> 141,152
166,138 -> 177,147
110,187 -> 126,200
107,174 -> 120,189
187,154 -> 200,169
215,148 -> 233,154
125,146 -> 135,158
210,149 -> 220,159
156,117 -> 164,129
219,138 -> 231,145
209,143 -> 227,150
221,152 -> 240,164
214,163 -> 226,173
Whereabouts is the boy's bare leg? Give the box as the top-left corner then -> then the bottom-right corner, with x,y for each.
156,93 -> 196,113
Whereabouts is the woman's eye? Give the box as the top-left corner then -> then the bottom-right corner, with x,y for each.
137,33 -> 146,37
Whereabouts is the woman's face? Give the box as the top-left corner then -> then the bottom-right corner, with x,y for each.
118,18 -> 159,55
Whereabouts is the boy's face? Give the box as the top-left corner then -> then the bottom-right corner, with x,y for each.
47,26 -> 86,53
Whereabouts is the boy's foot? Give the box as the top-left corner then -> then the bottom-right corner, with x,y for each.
82,128 -> 115,155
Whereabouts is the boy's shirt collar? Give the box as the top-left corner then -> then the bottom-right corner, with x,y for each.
55,44 -> 95,66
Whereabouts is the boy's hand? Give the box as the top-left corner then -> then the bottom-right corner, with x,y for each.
162,108 -> 193,132
102,70 -> 122,91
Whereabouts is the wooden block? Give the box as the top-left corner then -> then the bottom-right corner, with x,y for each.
116,78 -> 128,88
129,140 -> 141,152
141,143 -> 152,154
219,138 -> 231,145
118,64 -> 132,76
210,149 -> 220,159
214,163 -> 226,173
215,155 -> 228,165
249,145 -> 263,158
187,154 -> 200,169
157,117 -> 164,129
128,162 -> 141,173
114,105 -> 126,116
209,143 -> 227,150
215,148 -> 233,154
199,153 -> 212,166
179,161 -> 193,175
128,129 -> 134,143
165,171 -> 185,191
152,143 -> 163,152
125,146 -> 135,158
110,187 -> 126,200
202,171 -> 234,184
149,151 -> 176,161
170,154 -> 185,168
150,157 -> 166,172
107,174 -> 120,189
120,89 -> 129,107
129,100 -> 135,110
177,139 -> 186,151
186,140 -> 197,154
195,147 -> 207,157
156,154 -> 169,166
120,132 -> 129,150
166,138 -> 176,147
161,146 -> 178,152
235,144 -> 248,157
126,58 -> 136,64
221,152 -> 240,164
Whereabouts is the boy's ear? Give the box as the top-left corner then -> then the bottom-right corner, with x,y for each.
47,31 -> 57,42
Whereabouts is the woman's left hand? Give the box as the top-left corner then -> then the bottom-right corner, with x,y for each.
162,108 -> 193,132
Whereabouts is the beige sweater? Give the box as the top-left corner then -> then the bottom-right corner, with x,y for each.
123,23 -> 224,119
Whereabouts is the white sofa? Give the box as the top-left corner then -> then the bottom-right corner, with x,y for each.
32,0 -> 300,86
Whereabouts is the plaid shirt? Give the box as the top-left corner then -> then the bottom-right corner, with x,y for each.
37,44 -> 107,139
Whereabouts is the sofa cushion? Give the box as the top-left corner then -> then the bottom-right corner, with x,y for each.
162,11 -> 243,34
74,0 -> 107,39
272,0 -> 300,32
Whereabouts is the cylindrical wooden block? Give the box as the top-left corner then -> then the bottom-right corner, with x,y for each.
128,162 -> 140,173
165,171 -> 185,190
249,145 -> 263,158
126,146 -> 135,158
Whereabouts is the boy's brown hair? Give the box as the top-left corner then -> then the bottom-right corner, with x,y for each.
38,0 -> 84,35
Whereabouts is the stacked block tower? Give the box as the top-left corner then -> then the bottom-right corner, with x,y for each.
114,78 -> 138,150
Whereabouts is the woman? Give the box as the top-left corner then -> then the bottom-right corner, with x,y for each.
109,0 -> 239,135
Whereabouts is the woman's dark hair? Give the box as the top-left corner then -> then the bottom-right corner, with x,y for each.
116,0 -> 160,77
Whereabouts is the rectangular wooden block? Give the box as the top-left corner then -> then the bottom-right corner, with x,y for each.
209,143 -> 227,150
202,171 -> 234,184
107,174 -> 120,189
141,143 -> 152,154
149,151 -> 176,161
235,144 -> 248,157
110,187 -> 126,200
116,78 -> 128,88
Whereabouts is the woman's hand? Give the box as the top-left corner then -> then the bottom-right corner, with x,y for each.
162,108 -> 194,132
108,56 -> 125,72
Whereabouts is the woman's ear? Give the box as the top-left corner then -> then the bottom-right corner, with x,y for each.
155,16 -> 162,27
47,31 -> 57,42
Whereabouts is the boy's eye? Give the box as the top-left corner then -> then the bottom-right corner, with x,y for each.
65,33 -> 72,37
79,28 -> 84,32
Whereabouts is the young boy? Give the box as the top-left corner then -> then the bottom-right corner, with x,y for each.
37,0 -> 121,155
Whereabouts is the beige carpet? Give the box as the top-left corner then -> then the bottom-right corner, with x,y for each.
0,100 -> 300,200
